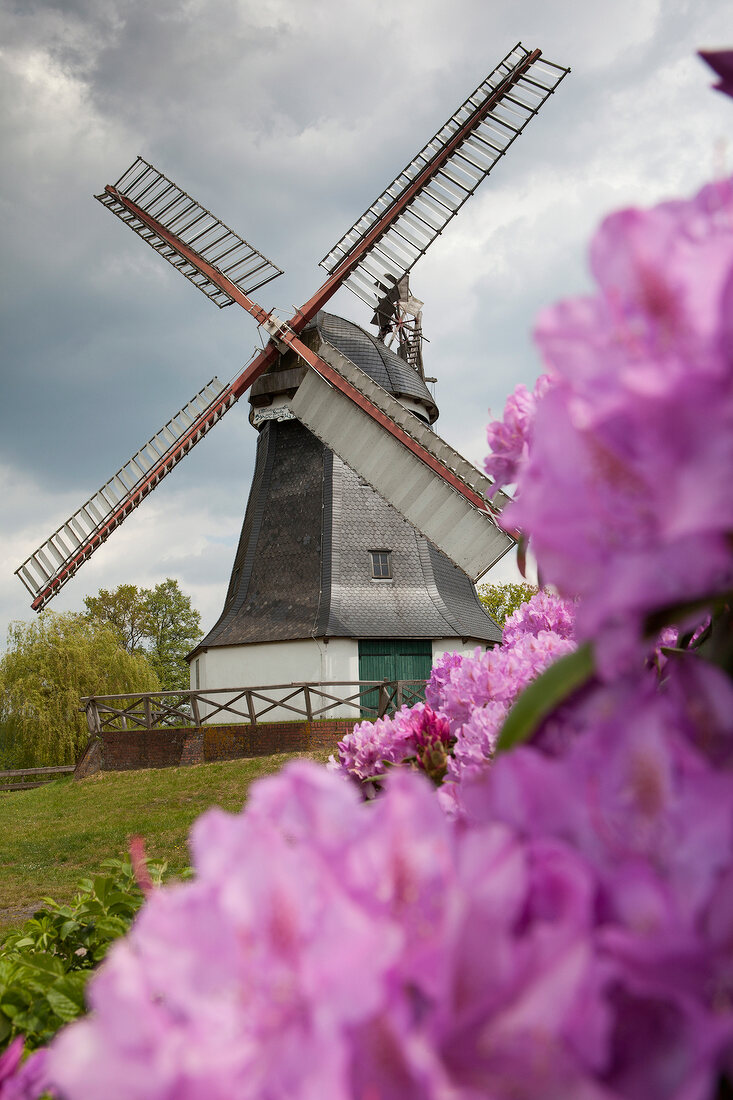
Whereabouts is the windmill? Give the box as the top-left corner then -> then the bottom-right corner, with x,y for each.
16,44 -> 569,700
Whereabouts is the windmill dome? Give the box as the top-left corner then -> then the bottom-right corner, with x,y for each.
249,311 -> 438,426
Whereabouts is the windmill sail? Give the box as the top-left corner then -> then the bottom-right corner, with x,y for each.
16,379 -> 236,610
319,43 -> 569,309
96,158 -> 283,308
291,338 -> 514,580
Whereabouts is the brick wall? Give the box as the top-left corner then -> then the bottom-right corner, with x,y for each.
80,719 -> 354,776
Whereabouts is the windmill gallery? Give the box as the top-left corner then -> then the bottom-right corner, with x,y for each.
16,44 -> 569,718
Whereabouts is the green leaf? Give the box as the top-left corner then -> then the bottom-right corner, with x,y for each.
20,953 -> 64,978
13,1008 -> 55,1041
92,877 -> 111,904
495,642 -> 595,753
45,976 -> 86,1022
106,889 -> 140,911
59,920 -> 80,941
0,994 -> 26,1018
78,900 -> 104,918
99,858 -> 126,874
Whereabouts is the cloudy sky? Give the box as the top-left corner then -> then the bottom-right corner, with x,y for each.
1,0 -> 730,639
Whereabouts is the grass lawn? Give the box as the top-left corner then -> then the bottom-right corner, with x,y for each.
0,752 -> 330,933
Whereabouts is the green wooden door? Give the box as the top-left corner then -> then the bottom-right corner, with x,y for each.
358,639 -> 432,715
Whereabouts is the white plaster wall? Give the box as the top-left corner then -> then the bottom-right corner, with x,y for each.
432,638 -> 491,662
192,638 -> 359,723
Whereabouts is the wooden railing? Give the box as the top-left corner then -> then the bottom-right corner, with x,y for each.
0,765 -> 76,793
81,680 -> 427,735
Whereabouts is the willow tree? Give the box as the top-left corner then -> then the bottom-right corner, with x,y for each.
0,612 -> 159,768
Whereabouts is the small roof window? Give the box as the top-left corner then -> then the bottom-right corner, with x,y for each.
370,550 -> 392,579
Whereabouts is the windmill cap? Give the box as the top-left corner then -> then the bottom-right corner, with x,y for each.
249,310 -> 438,425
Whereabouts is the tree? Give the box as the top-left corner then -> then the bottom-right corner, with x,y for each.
477,582 -> 538,628
0,613 -> 159,768
84,578 -> 203,692
143,579 -> 203,691
83,584 -> 149,652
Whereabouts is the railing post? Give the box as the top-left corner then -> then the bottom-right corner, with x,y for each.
245,689 -> 257,726
191,693 -> 201,728
396,681 -> 403,709
144,696 -> 153,730
303,684 -> 314,722
85,699 -> 100,736
378,682 -> 389,718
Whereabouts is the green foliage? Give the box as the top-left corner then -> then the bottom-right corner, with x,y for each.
0,613 -> 160,768
0,856 -> 167,1051
144,579 -> 203,690
85,578 -> 203,691
83,583 -> 149,651
477,581 -> 539,627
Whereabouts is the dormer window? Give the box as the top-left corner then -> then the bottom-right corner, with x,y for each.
370,550 -> 392,579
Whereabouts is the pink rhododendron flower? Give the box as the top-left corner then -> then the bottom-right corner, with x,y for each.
461,660 -> 733,911
333,703 -> 451,785
503,175 -> 733,672
439,630 -> 576,785
0,1041 -> 50,1100
458,659 -> 733,1097
337,594 -> 577,791
502,590 -> 576,647
0,1041 -> 23,1095
48,731 -> 733,1100
484,374 -> 552,494
334,708 -> 416,781
425,649 -> 464,709
128,834 -> 154,897
446,699 -> 507,778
